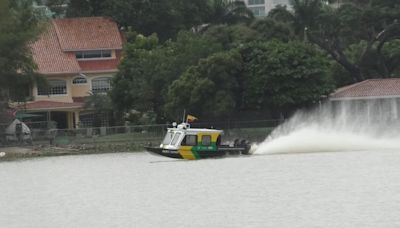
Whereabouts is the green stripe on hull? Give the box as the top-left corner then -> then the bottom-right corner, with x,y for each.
192,142 -> 218,159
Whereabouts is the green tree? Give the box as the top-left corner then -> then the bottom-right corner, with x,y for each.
203,24 -> 261,50
288,0 -> 400,82
206,0 -> 254,25
84,93 -> 115,127
250,18 -> 295,42
0,0 -> 42,119
65,0 -> 210,41
165,50 -> 243,119
268,5 -> 295,23
240,40 -> 334,116
111,31 -> 223,122
40,0 -> 68,17
66,0 -> 108,17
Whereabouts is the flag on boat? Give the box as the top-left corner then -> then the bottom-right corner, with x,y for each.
186,114 -> 198,123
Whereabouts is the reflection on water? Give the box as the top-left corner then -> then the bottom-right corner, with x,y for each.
1,152 -> 400,227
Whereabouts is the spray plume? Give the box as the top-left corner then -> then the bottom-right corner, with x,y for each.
252,99 -> 400,155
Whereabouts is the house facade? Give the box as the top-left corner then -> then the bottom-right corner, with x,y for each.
329,78 -> 400,123
18,17 -> 123,129
242,0 -> 290,17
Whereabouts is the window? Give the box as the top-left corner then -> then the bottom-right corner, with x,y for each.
249,6 -> 266,16
201,135 -> 211,146
92,77 -> 111,93
72,76 -> 87,84
75,50 -> 112,60
248,0 -> 265,5
171,132 -> 182,146
37,79 -> 67,95
162,132 -> 174,145
273,0 -> 289,5
182,135 -> 197,146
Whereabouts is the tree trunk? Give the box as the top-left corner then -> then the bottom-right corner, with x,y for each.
308,34 -> 365,82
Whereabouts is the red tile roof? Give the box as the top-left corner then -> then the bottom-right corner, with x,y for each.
31,24 -> 81,74
331,78 -> 400,100
17,101 -> 84,111
53,17 -> 123,51
31,17 -> 123,75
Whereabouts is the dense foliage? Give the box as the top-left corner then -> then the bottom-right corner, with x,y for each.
165,50 -> 244,119
110,31 -> 223,122
109,0 -> 400,122
4,0 -> 400,123
240,41 -> 334,112
273,0 -> 400,83
0,0 -> 42,122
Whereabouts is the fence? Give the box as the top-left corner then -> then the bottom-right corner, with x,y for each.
1,119 -> 282,151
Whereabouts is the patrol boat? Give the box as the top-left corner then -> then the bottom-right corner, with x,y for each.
145,122 -> 251,160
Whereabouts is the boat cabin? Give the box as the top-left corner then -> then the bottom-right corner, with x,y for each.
145,122 -> 250,160
159,123 -> 222,159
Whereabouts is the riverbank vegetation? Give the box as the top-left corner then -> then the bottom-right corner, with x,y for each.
110,0 -> 400,122
0,0 -> 44,122
2,0 -> 400,124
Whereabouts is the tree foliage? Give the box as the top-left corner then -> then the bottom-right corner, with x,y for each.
0,0 -> 42,108
240,40 -> 334,115
206,0 -> 254,25
111,31 -> 223,122
84,93 -> 115,127
163,40 -> 334,119
165,51 -> 243,119
203,24 -> 261,50
71,0 -> 400,121
272,0 -> 400,83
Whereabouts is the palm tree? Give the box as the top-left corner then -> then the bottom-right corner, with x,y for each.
207,0 -> 254,25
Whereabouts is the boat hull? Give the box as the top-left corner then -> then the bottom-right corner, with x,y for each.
145,146 -> 183,159
145,146 -> 246,160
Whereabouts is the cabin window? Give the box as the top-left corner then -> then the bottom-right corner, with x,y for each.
182,135 -> 197,146
171,132 -> 182,146
162,132 -> 174,145
201,135 -> 211,146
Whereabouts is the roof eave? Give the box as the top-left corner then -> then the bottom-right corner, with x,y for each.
330,95 -> 400,101
22,105 -> 85,111
81,69 -> 118,74
38,71 -> 81,75
63,47 -> 123,52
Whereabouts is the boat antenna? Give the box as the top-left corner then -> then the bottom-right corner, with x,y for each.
182,109 -> 186,123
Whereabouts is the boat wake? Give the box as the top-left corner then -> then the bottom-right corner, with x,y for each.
251,127 -> 400,155
251,101 -> 400,155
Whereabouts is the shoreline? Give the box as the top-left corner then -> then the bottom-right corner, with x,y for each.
0,146 -> 144,162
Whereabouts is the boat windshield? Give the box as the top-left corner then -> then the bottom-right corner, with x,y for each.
162,131 -> 174,145
171,132 -> 182,146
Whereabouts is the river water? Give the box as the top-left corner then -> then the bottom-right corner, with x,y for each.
1,151 -> 400,228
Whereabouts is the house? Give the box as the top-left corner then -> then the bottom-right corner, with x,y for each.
242,0 -> 291,17
329,78 -> 400,123
17,17 -> 124,129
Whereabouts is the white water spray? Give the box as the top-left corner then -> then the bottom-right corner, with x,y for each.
252,99 -> 400,154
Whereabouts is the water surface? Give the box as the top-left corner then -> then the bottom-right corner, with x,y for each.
1,151 -> 400,228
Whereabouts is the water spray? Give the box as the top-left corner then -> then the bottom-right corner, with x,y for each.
252,99 -> 400,155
